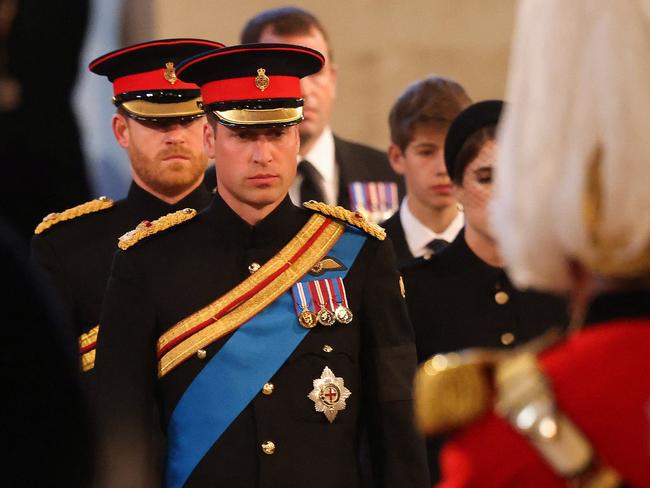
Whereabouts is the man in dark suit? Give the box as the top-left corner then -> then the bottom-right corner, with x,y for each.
95,43 -> 428,488
204,7 -> 404,222
382,76 -> 471,266
30,39 -> 221,381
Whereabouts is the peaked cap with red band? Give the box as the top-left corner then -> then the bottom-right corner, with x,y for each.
175,43 -> 324,127
89,38 -> 224,121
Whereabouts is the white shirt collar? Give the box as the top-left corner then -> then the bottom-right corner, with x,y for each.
289,127 -> 338,205
400,196 -> 465,258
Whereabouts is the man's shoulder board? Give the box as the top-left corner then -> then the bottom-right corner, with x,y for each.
303,200 -> 385,240
34,196 -> 114,235
118,208 -> 197,251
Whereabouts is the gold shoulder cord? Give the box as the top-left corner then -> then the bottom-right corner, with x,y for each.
118,208 -> 197,250
303,200 -> 386,240
34,196 -> 114,234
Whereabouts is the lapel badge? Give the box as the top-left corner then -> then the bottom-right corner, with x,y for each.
308,366 -> 351,423
164,62 -> 177,85
255,67 -> 270,91
309,256 -> 346,277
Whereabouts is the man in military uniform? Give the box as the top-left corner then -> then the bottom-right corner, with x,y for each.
30,39 -> 222,381
95,44 -> 429,488
413,0 -> 650,486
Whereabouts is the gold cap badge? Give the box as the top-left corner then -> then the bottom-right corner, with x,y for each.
164,62 -> 177,85
255,68 -> 270,91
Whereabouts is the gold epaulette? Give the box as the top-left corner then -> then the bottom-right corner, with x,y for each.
413,349 -> 500,435
303,200 -> 386,240
118,208 -> 197,250
413,329 -> 564,436
34,196 -> 114,234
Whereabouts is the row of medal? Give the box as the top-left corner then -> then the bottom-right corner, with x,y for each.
348,181 -> 399,224
291,277 -> 353,329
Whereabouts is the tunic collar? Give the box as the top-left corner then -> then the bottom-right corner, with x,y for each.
206,193 -> 307,248
126,182 -> 212,216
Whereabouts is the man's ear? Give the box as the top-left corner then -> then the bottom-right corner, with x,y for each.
328,62 -> 337,99
388,143 -> 406,175
292,124 -> 300,152
203,121 -> 216,159
112,113 -> 130,149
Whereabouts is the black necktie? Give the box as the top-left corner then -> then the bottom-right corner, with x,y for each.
298,159 -> 325,203
426,238 -> 449,254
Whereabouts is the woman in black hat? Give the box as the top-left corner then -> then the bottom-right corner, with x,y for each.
401,100 -> 569,482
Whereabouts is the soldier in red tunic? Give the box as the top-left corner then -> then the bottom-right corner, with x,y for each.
413,0 -> 650,486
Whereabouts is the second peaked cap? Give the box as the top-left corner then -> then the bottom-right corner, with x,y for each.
89,38 -> 224,121
176,43 -> 324,128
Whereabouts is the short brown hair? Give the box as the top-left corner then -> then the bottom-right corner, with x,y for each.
389,76 -> 471,151
241,7 -> 331,57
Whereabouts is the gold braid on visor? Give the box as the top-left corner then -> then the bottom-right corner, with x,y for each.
120,97 -> 203,118
213,106 -> 303,126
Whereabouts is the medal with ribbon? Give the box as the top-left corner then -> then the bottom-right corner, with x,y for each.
291,277 -> 353,328
292,282 -> 318,329
311,280 -> 336,326
348,181 -> 399,224
331,277 -> 353,324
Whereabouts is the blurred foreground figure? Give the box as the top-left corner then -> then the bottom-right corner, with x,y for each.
414,0 -> 650,486
0,219 -> 92,486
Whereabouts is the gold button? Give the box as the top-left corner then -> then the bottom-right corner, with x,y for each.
262,383 -> 274,395
261,440 -> 275,455
322,345 -> 333,353
500,332 -> 515,346
196,349 -> 207,359
495,291 -> 509,305
248,262 -> 261,274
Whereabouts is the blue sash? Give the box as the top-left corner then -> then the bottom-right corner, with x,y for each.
165,225 -> 366,488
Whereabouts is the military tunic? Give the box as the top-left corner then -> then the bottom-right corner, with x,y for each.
30,182 -> 212,383
402,229 -> 569,482
403,229 -> 569,362
95,195 -> 429,488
